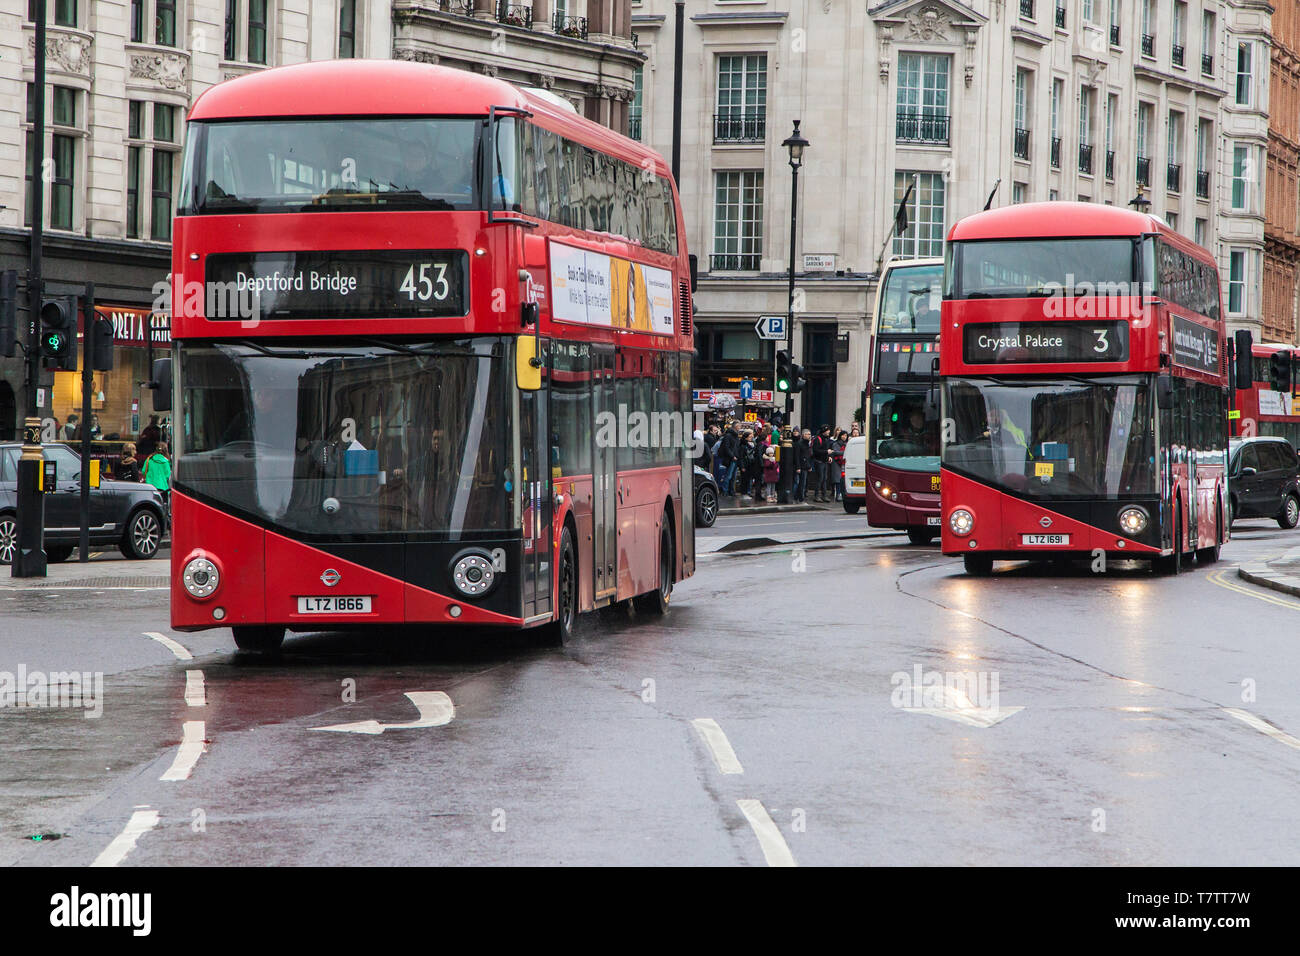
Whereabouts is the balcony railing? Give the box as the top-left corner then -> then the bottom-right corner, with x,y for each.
1167,162 -> 1181,192
1172,43 -> 1185,66
710,253 -> 760,272
497,2 -> 532,28
1110,23 -> 1120,45
553,14 -> 588,39
1105,149 -> 1115,180
896,110 -> 950,145
1141,34 -> 1154,56
1136,155 -> 1151,187
628,116 -> 642,141
1020,0 -> 1034,17
1196,169 -> 1210,198
437,0 -> 474,13
1079,143 -> 1093,174
1055,5 -> 1065,28
714,111 -> 766,143
1050,136 -> 1061,168
1014,127 -> 1031,160
1202,54 -> 1214,75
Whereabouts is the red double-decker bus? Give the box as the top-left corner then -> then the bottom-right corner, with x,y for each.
165,60 -> 695,651
864,257 -> 943,542
939,202 -> 1229,574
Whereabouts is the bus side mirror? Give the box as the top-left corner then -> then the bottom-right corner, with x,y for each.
689,253 -> 698,293
516,335 -> 542,391
150,357 -> 173,411
1156,374 -> 1173,410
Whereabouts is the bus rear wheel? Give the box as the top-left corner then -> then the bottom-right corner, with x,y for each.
633,519 -> 673,617
907,528 -> 936,545
540,525 -> 578,646
963,554 -> 993,575
1196,504 -> 1223,564
232,625 -> 285,654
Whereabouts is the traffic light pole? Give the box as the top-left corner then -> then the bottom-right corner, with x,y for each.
79,284 -> 95,563
13,0 -> 47,578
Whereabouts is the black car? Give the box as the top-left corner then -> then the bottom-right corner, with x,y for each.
0,443 -> 168,563
1228,436 -> 1300,529
694,465 -> 718,528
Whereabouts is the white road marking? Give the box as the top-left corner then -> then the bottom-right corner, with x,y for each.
144,631 -> 192,661
736,799 -> 797,867
313,691 -> 455,734
90,808 -> 160,867
184,670 -> 206,707
691,718 -> 744,774
1223,708 -> 1300,751
160,721 -> 206,781
902,685 -> 1025,729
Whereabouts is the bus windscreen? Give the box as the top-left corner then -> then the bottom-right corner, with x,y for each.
950,238 -> 1137,300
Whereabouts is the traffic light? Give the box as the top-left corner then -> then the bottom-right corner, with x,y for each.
0,270 -> 16,359
39,296 -> 77,371
1233,329 -> 1254,391
91,315 -> 115,371
790,359 -> 807,394
1270,350 -> 1292,394
776,349 -> 793,392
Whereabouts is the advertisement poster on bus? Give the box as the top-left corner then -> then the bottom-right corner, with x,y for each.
549,241 -> 674,334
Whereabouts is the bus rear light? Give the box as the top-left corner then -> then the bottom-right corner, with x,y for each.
949,508 -> 974,535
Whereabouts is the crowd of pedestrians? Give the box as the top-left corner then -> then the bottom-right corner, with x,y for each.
696,418 -> 860,504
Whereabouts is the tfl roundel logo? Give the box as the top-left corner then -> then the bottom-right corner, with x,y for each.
321,569 -> 341,587
1039,516 -> 1053,529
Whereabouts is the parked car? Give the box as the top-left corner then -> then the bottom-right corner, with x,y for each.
1228,436 -> 1300,529
693,465 -> 718,528
841,435 -> 866,514
0,443 -> 169,563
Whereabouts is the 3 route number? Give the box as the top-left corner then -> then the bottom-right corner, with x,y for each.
1093,328 -> 1109,353
400,262 -> 450,302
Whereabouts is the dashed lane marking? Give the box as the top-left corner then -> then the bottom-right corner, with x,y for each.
90,809 -> 159,867
184,670 -> 205,707
160,721 -> 206,781
736,799 -> 797,867
691,718 -> 744,774
144,631 -> 193,661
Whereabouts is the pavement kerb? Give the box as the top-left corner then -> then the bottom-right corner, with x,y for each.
1237,563 -> 1300,599
716,503 -> 823,517
702,530 -> 905,555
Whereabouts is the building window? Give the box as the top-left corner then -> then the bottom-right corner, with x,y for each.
1195,118 -> 1211,198
339,0 -> 356,58
896,54 -> 951,145
126,101 -> 179,241
224,0 -> 238,59
25,85 -> 81,231
892,171 -> 945,258
1109,0 -> 1120,45
1136,101 -> 1152,186
1166,110 -> 1182,192
1050,78 -> 1062,168
152,150 -> 174,241
225,0 -> 270,63
1166,211 -> 1178,232
248,0 -> 268,64
127,146 -> 142,239
1201,11 -> 1215,75
629,65 -> 643,141
54,0 -> 76,27
714,54 -> 766,143
1235,43 -> 1253,106
1140,0 -> 1154,56
52,86 -> 76,127
1228,249 -> 1246,314
1013,68 -> 1030,159
1078,85 -> 1093,174
1194,218 -> 1206,246
1013,182 -> 1027,204
156,0 -> 176,46
712,170 -> 763,271
130,0 -> 144,41
1232,145 -> 1250,210
1104,93 -> 1116,180
1172,2 -> 1186,66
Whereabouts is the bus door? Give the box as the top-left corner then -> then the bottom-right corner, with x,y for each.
520,384 -> 552,621
591,345 -> 617,602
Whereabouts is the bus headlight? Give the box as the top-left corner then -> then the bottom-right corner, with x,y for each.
182,556 -> 220,600
1118,506 -> 1149,536
450,549 -> 499,599
874,480 -> 898,501
949,508 -> 974,535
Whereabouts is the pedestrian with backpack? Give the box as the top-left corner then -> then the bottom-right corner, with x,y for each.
142,441 -> 172,504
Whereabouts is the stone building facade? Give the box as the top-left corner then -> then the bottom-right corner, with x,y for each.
1264,0 -> 1300,345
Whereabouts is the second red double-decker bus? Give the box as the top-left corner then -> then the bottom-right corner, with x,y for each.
1231,342 -> 1300,443
939,202 -> 1229,574
864,257 -> 943,541
165,60 -> 694,651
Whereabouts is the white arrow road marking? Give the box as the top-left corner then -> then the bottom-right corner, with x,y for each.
902,685 -> 1025,728
160,721 -> 206,781
1223,708 -> 1300,751
736,799 -> 797,867
184,670 -> 205,707
91,809 -> 160,867
313,691 -> 455,735
691,718 -> 744,774
144,631 -> 192,661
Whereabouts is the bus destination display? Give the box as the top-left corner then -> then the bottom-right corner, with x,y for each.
205,250 -> 468,319
962,320 -> 1129,364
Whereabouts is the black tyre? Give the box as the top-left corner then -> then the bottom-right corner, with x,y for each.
696,484 -> 718,528
1278,493 -> 1300,530
539,525 -> 578,646
843,498 -> 862,515
907,528 -> 936,545
963,553 -> 993,575
232,625 -> 285,654
633,520 -> 673,616
1156,503 -> 1183,575
119,508 -> 163,559
0,514 -> 16,565
1197,504 -> 1222,564
46,545 -> 75,563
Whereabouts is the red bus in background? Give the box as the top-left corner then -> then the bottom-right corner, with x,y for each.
1231,343 -> 1300,443
167,60 -> 694,652
864,257 -> 944,542
939,202 -> 1230,575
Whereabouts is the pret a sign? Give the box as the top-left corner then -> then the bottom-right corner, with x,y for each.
1171,314 -> 1220,374
962,321 -> 1129,364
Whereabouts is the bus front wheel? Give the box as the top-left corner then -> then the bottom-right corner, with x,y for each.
963,554 -> 993,575
907,528 -> 936,545
540,525 -> 578,647
232,625 -> 285,654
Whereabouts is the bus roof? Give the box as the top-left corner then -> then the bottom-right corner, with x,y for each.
188,59 -> 671,178
948,201 -> 1165,242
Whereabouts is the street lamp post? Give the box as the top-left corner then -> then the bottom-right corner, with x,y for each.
778,120 -> 809,503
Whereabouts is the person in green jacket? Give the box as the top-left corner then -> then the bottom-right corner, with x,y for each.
142,441 -> 172,501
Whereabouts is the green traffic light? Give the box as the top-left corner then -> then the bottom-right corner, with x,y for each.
777,377 -> 790,390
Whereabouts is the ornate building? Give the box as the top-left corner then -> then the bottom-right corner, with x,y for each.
1264,0 -> 1300,345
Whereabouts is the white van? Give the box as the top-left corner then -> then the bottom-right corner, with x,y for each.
842,436 -> 866,514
